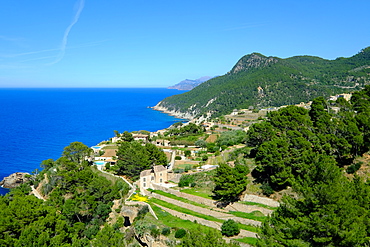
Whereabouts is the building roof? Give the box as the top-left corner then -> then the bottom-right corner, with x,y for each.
153,165 -> 167,173
101,149 -> 117,157
133,134 -> 149,138
140,169 -> 152,177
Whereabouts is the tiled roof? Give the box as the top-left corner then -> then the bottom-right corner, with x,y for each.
140,169 -> 151,177
153,165 -> 166,173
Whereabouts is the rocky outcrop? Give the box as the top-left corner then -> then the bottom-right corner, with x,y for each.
152,104 -> 195,120
229,53 -> 279,74
0,172 -> 31,188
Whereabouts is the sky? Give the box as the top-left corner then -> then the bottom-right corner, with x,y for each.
0,0 -> 369,88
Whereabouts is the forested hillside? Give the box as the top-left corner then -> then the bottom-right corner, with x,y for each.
247,86 -> 370,246
0,142 -> 129,246
156,47 -> 370,118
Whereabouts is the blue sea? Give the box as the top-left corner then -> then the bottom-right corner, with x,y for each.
0,88 -> 186,195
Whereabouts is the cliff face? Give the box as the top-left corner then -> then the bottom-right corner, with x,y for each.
0,172 -> 31,188
152,103 -> 196,119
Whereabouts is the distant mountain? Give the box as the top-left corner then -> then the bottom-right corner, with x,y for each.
155,47 -> 370,119
168,76 -> 213,90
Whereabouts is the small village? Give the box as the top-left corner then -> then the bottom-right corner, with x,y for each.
76,93 -> 353,246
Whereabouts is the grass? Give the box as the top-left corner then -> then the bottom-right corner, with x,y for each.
150,190 -> 208,209
235,237 -> 258,246
238,223 -> 260,233
228,211 -> 267,222
150,204 -> 203,230
150,198 -> 223,223
180,188 -> 213,199
240,201 -> 278,210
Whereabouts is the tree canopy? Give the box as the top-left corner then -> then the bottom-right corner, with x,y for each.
212,163 -> 249,203
115,141 -> 168,180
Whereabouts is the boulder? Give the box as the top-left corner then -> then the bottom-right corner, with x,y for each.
0,172 -> 31,189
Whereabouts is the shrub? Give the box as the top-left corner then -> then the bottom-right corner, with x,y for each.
161,227 -> 171,236
178,174 -> 195,187
184,164 -> 192,172
346,162 -> 362,174
175,156 -> 182,160
221,219 -> 240,237
202,155 -> 208,161
150,225 -> 160,238
136,205 -> 149,220
261,183 -> 274,196
175,229 -> 186,238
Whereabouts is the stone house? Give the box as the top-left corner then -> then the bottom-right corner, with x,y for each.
133,134 -> 149,143
94,149 -> 117,165
153,139 -> 171,147
140,165 -> 168,189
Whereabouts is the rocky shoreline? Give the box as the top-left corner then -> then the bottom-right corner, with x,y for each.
152,103 -> 194,120
0,172 -> 31,189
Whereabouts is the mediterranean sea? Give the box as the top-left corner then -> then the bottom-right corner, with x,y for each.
0,88 -> 186,195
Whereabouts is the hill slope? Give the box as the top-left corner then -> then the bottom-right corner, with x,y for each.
155,47 -> 370,118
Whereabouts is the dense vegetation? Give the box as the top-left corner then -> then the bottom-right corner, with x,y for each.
247,87 -> 370,192
213,163 -> 249,203
0,142 -> 129,246
157,47 -> 370,118
115,141 -> 168,180
252,86 -> 370,245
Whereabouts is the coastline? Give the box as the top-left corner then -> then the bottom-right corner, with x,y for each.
152,103 -> 194,120
0,88 -> 188,196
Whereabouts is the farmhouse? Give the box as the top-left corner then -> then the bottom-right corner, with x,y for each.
140,165 -> 168,190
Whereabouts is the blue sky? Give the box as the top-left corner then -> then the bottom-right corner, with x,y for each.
0,0 -> 369,88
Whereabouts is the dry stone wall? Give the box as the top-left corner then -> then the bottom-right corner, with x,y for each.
151,184 -> 274,215
150,192 -> 261,226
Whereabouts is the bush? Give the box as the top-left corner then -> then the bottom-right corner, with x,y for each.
178,174 -> 195,187
175,156 -> 182,160
221,219 -> 240,237
161,227 -> 171,236
261,183 -> 274,196
202,155 -> 208,161
346,162 -> 362,174
175,228 -> 186,238
137,205 -> 149,220
150,225 -> 160,238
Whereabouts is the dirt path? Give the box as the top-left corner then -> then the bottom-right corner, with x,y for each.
30,185 -> 46,201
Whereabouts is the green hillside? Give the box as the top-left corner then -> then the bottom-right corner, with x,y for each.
156,47 -> 370,118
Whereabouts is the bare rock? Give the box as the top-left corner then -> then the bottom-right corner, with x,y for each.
0,172 -> 31,189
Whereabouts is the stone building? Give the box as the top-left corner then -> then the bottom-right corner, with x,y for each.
140,165 -> 168,190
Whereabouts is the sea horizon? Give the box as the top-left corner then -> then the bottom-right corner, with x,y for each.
0,88 -> 187,195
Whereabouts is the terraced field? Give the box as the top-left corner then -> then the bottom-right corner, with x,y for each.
146,185 -> 278,246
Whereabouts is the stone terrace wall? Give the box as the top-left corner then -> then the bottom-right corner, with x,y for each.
152,184 -> 215,207
151,184 -> 274,215
244,194 -> 280,207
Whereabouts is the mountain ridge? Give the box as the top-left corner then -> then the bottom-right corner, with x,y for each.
167,76 -> 213,90
155,47 -> 370,119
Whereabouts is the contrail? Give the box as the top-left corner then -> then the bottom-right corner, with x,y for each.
49,0 -> 85,65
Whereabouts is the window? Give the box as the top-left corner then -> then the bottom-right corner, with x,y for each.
160,179 -> 162,183
143,178 -> 146,182
144,182 -> 146,187
160,173 -> 162,176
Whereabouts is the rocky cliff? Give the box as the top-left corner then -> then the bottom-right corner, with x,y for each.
0,172 -> 31,188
